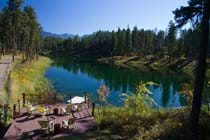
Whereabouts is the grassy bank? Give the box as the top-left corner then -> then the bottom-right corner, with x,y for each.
98,55 -> 196,75
94,106 -> 210,140
9,56 -> 52,105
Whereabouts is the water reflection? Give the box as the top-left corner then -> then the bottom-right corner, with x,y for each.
45,57 -> 189,107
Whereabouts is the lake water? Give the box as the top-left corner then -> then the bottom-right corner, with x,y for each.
45,57 -> 190,108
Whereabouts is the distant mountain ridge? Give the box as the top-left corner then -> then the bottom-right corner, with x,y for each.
42,31 -> 75,39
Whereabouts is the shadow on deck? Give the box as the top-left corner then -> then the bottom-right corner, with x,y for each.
3,103 -> 95,140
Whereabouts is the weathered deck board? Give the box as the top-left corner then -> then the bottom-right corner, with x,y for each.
3,103 -> 95,140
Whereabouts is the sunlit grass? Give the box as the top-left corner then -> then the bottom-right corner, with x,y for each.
0,56 -> 53,124
94,105 -> 210,140
9,56 -> 52,105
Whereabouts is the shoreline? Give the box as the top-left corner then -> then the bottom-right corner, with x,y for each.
5,56 -> 53,107
97,55 -> 196,76
52,55 -> 195,75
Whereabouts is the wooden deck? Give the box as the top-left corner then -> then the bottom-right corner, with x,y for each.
3,103 -> 95,140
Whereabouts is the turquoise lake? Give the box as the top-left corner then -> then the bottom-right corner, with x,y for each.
45,57 -> 190,108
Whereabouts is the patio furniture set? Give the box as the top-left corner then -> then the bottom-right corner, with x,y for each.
3,94 -> 95,139
24,96 -> 87,134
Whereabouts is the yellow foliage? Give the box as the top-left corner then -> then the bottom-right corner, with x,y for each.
9,56 -> 52,105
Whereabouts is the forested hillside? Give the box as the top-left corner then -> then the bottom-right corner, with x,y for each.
42,22 -> 209,60
0,0 -> 41,62
0,1 -> 208,63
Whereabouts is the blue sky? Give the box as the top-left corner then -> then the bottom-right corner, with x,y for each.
0,0 -> 188,35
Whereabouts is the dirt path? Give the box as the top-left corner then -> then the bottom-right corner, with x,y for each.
0,55 -> 12,92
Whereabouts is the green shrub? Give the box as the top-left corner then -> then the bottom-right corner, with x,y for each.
95,82 -> 210,140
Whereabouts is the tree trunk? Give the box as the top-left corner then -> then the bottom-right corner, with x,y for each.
1,38 -> 4,55
12,25 -> 16,62
20,36 -> 24,61
36,44 -> 39,61
190,0 -> 210,139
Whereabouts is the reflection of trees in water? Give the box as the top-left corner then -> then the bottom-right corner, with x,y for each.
52,57 -> 189,106
161,77 -> 173,107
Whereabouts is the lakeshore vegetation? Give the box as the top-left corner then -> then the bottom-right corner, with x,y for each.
0,0 -> 210,139
9,56 -> 52,105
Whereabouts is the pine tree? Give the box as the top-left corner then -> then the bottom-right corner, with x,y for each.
132,26 -> 138,52
111,31 -> 117,56
174,0 -> 210,138
126,26 -> 132,55
166,21 -> 177,57
6,0 -> 23,61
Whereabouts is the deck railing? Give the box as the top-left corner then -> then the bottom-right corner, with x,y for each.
0,104 -> 10,125
13,92 -> 96,119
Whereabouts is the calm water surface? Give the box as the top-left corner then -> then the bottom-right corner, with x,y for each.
45,57 -> 190,108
